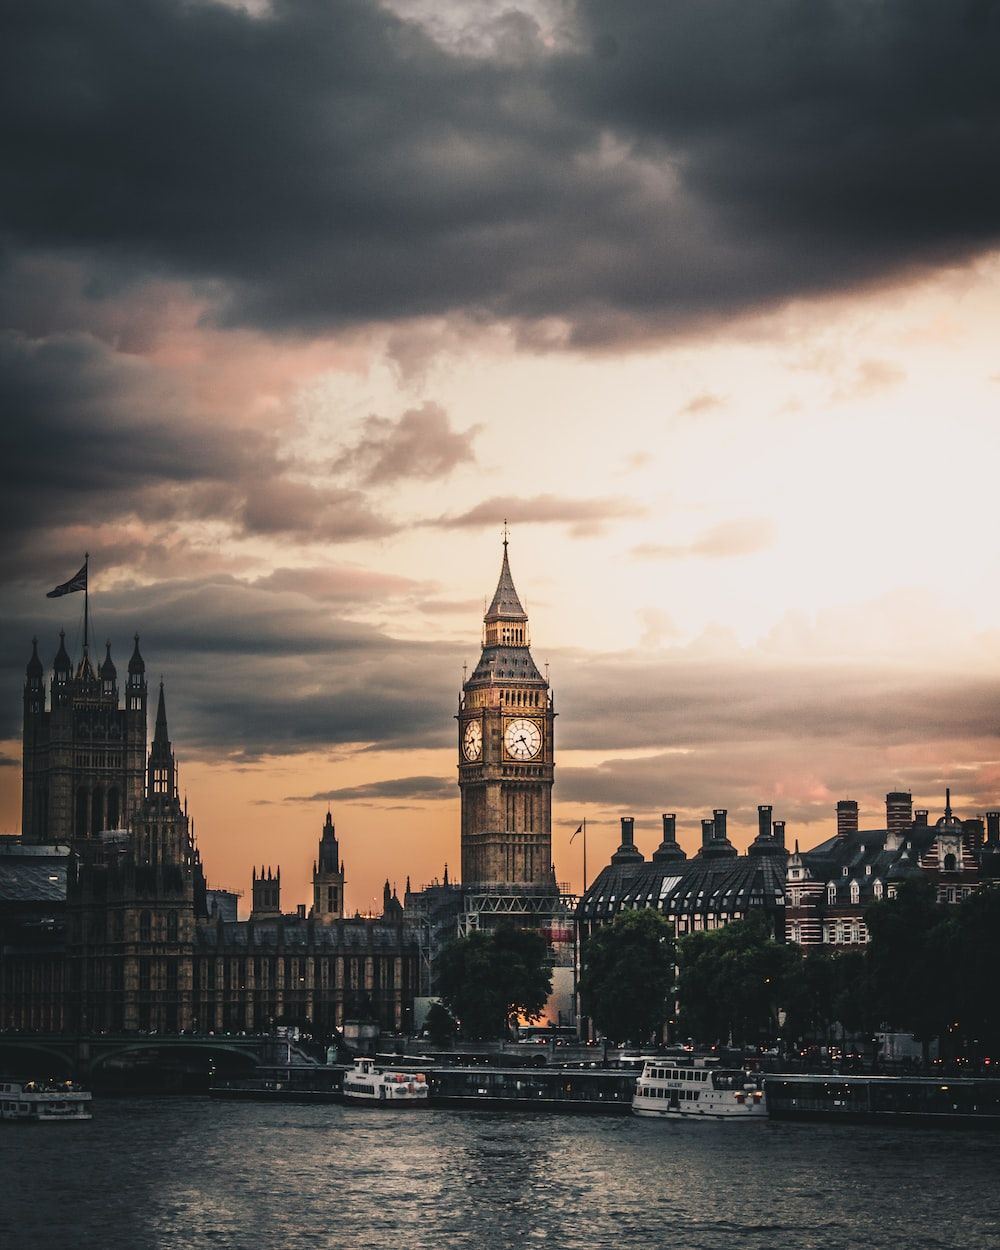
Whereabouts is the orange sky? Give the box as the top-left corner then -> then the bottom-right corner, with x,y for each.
4,2 -> 1000,915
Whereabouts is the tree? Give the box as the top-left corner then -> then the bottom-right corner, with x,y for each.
435,926 -> 552,1039
864,877 -> 945,1057
676,913 -> 801,1046
423,1001 -> 456,1046
578,909 -> 675,1043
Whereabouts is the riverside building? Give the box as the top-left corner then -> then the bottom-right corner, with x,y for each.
1,633 -> 417,1036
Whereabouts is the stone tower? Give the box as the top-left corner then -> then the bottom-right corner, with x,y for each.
251,866 -> 281,919
458,540 -> 555,886
312,810 -> 345,922
21,632 -> 148,845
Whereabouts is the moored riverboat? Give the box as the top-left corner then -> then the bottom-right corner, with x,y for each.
1,1077 -> 92,1123
765,1074 -> 1000,1127
342,1057 -> 429,1106
427,1064 -> 636,1113
633,1059 -> 766,1120
209,1063 -> 345,1103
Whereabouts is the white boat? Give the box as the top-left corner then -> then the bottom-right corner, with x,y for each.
1,1077 -> 93,1123
342,1057 -> 429,1107
632,1059 -> 766,1120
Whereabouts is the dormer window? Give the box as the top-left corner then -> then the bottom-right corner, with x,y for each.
850,881 -> 860,905
874,879 -> 884,900
865,864 -> 872,875
827,883 -> 836,905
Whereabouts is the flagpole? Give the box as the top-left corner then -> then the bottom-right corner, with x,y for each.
583,817 -> 587,894
83,552 -> 90,654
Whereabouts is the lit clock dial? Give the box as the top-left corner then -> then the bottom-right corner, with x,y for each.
504,717 -> 541,760
462,719 -> 483,761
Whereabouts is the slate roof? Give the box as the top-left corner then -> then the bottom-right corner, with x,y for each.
468,645 -> 544,684
578,852 -> 786,921
0,860 -> 67,903
485,546 -> 527,621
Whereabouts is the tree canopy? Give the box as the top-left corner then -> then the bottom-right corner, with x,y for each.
676,912 -> 801,1046
863,879 -> 1000,1061
435,926 -> 552,1039
579,909 -> 675,1043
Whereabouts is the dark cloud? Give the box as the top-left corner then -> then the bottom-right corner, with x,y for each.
0,575 -> 460,758
1,2 -> 998,344
288,776 -> 454,803
0,330 -> 395,577
332,403 -> 478,485
5,571 -> 1000,831
633,517 -> 775,559
434,493 -> 643,534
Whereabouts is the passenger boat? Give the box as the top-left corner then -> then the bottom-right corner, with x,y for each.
341,1057 -> 429,1106
632,1059 -> 766,1119
764,1074 -> 1000,1127
1,1077 -> 93,1123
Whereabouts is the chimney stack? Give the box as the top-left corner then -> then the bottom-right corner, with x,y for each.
773,819 -> 786,849
701,818 -> 716,849
611,815 -> 644,864
914,810 -> 929,827
757,805 -> 773,842
713,809 -> 728,843
652,813 -> 686,863
987,811 -> 1000,846
836,800 -> 859,838
886,791 -> 913,843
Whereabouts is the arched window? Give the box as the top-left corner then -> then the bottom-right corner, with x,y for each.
107,788 -> 120,830
850,881 -> 860,905
943,852 -> 957,872
827,883 -> 836,905
75,788 -> 89,838
139,911 -> 152,943
166,912 -> 178,943
91,788 -> 104,836
873,879 -> 884,900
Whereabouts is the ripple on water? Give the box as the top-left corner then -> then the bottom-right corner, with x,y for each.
3,1101 -> 1000,1250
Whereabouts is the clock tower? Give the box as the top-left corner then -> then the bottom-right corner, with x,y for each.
458,539 -> 555,886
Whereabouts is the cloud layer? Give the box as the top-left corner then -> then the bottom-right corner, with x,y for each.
2,1 -> 999,343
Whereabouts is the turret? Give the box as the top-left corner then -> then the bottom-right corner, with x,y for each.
147,682 -> 177,801
100,641 -> 117,697
26,637 -> 43,683
251,866 -> 281,919
53,630 -> 71,683
311,810 -> 345,922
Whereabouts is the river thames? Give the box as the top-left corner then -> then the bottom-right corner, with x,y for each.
4,1100 -> 999,1250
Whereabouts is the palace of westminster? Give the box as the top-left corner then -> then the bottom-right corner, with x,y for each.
2,543 -> 999,1037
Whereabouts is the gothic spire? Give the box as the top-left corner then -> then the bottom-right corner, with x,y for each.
26,637 -> 43,679
147,680 -> 176,800
485,538 -> 527,623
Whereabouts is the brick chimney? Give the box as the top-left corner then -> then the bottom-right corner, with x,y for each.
836,800 -> 859,838
886,791 -> 912,849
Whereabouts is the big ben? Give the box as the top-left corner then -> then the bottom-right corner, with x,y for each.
458,539 -> 555,886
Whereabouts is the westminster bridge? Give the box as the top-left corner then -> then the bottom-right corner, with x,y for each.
0,1031 -> 320,1088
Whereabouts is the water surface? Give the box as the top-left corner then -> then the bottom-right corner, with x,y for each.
5,1099 -> 998,1249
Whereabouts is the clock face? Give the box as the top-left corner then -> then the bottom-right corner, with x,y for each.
462,719 -> 483,762
504,717 -> 542,760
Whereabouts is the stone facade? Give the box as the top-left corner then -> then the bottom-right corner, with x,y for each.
1,637 -> 418,1038
459,542 -> 555,885
785,790 -> 1000,948
21,634 -> 148,846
